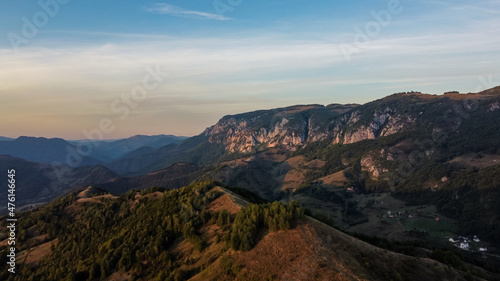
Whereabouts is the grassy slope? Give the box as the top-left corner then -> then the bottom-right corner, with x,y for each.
1,183 -> 496,281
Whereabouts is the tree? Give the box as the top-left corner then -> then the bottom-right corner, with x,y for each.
88,262 -> 100,280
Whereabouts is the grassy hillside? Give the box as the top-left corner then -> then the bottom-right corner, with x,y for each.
1,182 -> 497,281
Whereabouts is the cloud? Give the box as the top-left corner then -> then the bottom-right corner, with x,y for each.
145,3 -> 230,21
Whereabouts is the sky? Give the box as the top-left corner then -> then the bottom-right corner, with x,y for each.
1,0 -> 499,139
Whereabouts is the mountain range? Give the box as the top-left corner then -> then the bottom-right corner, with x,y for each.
1,87 -> 499,280
103,87 -> 500,176
0,134 -> 186,165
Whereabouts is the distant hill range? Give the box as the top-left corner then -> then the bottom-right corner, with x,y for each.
0,156 -> 201,214
68,134 -> 187,160
95,162 -> 203,194
0,134 -> 188,213
0,136 -> 103,165
0,134 -> 187,165
0,155 -> 117,213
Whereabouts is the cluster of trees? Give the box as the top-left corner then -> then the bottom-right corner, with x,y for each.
228,201 -> 303,251
0,181 -> 220,281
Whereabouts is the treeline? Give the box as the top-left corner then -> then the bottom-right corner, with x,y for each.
215,201 -> 304,251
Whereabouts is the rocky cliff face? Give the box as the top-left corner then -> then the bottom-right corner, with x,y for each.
203,105 -> 352,153
204,114 -> 307,153
203,88 -> 500,153
203,104 -> 415,153
334,109 -> 417,144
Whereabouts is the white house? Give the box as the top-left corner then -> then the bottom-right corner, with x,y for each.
449,237 -> 460,243
473,235 -> 480,242
459,242 -> 469,250
479,247 -> 487,252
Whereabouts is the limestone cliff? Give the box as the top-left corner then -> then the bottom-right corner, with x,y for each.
203,88 -> 500,153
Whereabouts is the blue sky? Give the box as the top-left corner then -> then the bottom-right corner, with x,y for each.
1,0 -> 500,138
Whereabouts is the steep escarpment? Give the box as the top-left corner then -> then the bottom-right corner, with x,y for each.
102,87 -> 500,176
204,88 -> 500,153
203,104 -> 358,153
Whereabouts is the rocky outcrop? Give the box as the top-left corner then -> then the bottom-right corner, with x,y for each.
361,154 -> 383,179
380,114 -> 416,136
205,116 -> 308,153
341,125 -> 377,144
205,103 -> 416,152
334,107 -> 412,144
488,101 -> 500,112
203,90 -> 500,153
204,105 -> 350,153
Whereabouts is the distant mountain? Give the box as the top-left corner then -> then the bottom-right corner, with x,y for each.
0,137 -> 13,141
204,103 -> 360,153
0,135 -> 186,168
201,89 -> 500,152
0,156 -> 117,213
97,162 -> 203,194
70,134 -> 187,160
0,136 -> 103,166
0,155 -> 201,213
106,135 -> 224,175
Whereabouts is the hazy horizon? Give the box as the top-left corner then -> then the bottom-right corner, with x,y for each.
1,86 -> 498,140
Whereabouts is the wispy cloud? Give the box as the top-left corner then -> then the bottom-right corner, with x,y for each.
145,3 -> 230,21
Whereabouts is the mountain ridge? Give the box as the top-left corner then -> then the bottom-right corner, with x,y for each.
0,136 -> 103,166
0,134 -> 187,168
98,87 -> 500,176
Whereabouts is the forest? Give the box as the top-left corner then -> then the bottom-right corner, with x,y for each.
0,181 -> 303,281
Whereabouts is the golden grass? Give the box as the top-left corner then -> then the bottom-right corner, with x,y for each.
285,156 -> 307,169
207,194 -> 241,215
448,154 -> 500,169
318,169 -> 348,186
18,239 -> 58,265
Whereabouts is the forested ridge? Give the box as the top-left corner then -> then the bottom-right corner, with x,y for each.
0,182 -> 302,281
